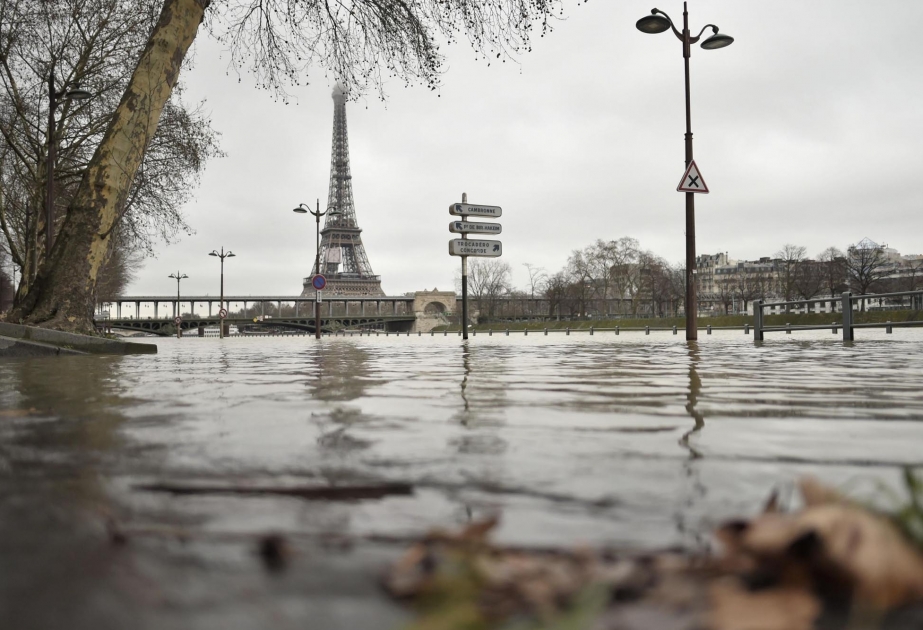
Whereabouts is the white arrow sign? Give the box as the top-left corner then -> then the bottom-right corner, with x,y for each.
449,220 -> 502,235
449,239 -> 503,257
677,160 -> 709,193
449,203 -> 502,218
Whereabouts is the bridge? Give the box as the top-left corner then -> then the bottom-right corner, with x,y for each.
100,292 -> 457,336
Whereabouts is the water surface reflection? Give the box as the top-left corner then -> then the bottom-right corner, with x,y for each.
3,331 -> 923,627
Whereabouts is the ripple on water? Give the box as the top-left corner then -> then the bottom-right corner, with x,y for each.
2,329 -> 922,548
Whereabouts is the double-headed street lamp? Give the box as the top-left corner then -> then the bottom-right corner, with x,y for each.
293,200 -> 339,339
45,66 -> 92,258
209,247 -> 235,338
636,2 -> 733,341
168,271 -> 188,318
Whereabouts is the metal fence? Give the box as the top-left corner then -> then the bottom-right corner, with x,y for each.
754,290 -> 923,341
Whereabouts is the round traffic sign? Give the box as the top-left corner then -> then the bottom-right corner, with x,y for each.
218,308 -> 228,319
312,274 -> 327,291
173,316 -> 182,326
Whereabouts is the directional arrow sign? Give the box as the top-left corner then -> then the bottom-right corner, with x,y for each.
677,160 -> 709,193
449,220 -> 502,235
449,203 -> 502,218
449,239 -> 502,257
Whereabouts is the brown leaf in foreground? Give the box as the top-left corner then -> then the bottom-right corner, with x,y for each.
717,477 -> 923,611
385,479 -> 923,629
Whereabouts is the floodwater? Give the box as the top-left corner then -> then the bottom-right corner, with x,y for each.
2,329 -> 923,629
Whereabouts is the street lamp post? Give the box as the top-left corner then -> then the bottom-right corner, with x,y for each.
636,2 -> 733,341
168,271 -> 188,319
209,248 -> 235,338
293,200 -> 339,339
44,65 -> 91,260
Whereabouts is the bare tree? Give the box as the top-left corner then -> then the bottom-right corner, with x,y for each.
564,248 -> 595,317
817,247 -> 847,299
94,234 -> 145,306
734,271 -> 763,314
846,239 -> 890,309
714,273 -> 736,315
608,236 -> 639,315
543,271 -> 568,320
0,0 -> 221,309
9,0 -> 564,333
463,258 -> 511,323
774,244 -> 806,309
0,243 -> 12,313
522,262 -> 547,300
901,257 -> 923,292
793,259 -> 824,301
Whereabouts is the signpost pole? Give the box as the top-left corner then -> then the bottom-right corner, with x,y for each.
219,255 -> 225,339
461,192 -> 468,340
682,3 -> 698,341
315,199 -> 322,340
315,290 -> 322,340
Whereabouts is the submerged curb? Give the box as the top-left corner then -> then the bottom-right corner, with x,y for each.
0,322 -> 157,356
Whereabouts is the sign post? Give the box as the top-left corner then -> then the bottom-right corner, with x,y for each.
460,194 -> 469,340
312,274 -> 326,339
448,197 -> 503,339
173,316 -> 182,339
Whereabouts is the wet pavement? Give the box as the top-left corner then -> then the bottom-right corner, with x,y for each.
2,330 -> 923,628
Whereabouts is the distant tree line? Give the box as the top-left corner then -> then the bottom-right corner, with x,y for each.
454,237 -> 922,324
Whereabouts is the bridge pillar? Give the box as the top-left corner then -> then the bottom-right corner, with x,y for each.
134,302 -> 140,319
209,302 -> 212,316
117,302 -> 122,318
278,301 -> 282,316
295,301 -> 299,317
154,302 -> 158,318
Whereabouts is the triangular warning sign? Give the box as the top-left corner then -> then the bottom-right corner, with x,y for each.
677,160 -> 709,194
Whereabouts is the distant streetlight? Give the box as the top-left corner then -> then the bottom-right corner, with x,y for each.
168,271 -> 188,318
45,65 -> 92,259
636,2 -> 733,341
209,247 -> 235,338
293,200 -> 340,339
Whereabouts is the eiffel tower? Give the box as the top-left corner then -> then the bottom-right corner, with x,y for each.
302,85 -> 385,297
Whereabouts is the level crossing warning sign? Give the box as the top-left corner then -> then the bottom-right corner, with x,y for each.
677,160 -> 709,194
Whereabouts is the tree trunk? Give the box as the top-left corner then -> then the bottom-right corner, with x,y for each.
9,0 -> 209,333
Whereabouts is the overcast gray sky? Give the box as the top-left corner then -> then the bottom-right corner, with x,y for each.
129,0 -> 923,298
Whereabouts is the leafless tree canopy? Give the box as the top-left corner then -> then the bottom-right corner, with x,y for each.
208,0 -> 564,99
535,237 -> 684,319
846,240 -> 889,296
774,243 -> 806,303
0,0 -> 222,292
458,257 -> 511,321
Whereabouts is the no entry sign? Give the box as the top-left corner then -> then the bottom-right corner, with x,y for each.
312,274 -> 327,291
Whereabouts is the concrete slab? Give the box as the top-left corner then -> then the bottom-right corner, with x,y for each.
0,335 -> 86,357
0,322 -> 157,356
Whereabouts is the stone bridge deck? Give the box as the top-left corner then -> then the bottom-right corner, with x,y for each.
103,291 -> 459,335
105,314 -> 416,336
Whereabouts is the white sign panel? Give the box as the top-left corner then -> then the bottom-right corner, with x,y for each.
449,203 -> 502,218
449,220 -> 502,235
449,239 -> 503,257
677,160 -> 709,193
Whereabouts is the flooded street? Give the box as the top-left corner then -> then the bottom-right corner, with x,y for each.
3,330 -> 923,628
